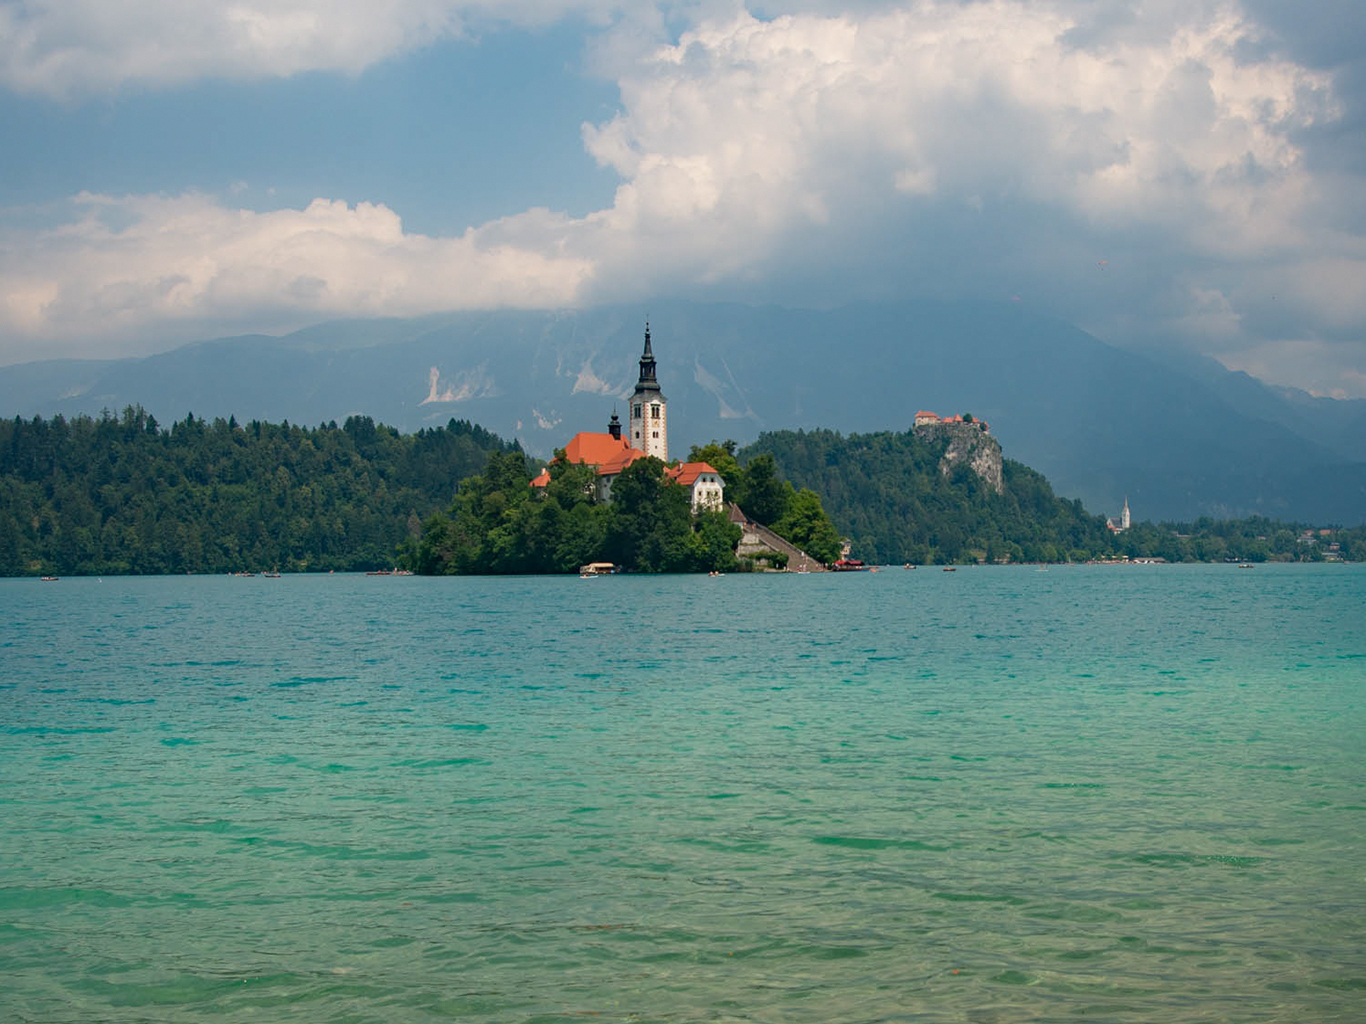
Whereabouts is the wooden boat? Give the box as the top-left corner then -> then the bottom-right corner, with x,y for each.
578,562 -> 620,576
830,558 -> 870,572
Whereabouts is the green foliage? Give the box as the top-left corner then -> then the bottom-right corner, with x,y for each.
1117,516 -> 1364,563
773,487 -> 842,565
688,440 -> 747,509
411,452 -> 742,575
690,438 -> 840,564
742,427 -> 1116,564
742,427 -> 1366,565
741,453 -> 790,527
0,408 -> 520,576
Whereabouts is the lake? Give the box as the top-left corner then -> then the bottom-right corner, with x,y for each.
2,565 -> 1363,1022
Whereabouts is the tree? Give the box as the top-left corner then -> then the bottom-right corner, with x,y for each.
741,453 -> 790,526
774,487 -> 842,564
690,509 -> 742,572
606,458 -> 694,571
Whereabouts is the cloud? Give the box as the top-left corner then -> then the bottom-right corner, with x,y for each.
2,1 -> 1364,394
0,0 -> 628,98
0,192 -> 592,358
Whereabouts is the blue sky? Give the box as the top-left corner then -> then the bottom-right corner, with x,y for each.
1,0 -> 1364,397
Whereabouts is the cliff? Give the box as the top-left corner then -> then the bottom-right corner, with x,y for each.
914,421 -> 1004,493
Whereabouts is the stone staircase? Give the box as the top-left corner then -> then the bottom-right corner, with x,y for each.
726,503 -> 828,572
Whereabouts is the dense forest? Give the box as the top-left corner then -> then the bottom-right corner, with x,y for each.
3,410 -> 1361,576
741,427 -> 1114,564
404,451 -> 744,575
0,408 -> 519,575
739,427 -> 1366,565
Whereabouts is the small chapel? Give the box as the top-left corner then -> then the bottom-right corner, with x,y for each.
530,325 -> 725,512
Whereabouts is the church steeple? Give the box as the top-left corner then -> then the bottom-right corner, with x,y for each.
628,320 -> 668,461
608,410 -> 622,441
637,321 -> 659,390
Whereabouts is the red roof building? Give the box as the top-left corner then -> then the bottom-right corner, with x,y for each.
527,335 -> 724,512
665,461 -> 726,511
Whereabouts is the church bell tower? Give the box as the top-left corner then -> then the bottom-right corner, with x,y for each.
629,322 -> 668,461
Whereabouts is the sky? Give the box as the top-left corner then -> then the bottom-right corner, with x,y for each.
1,0 -> 1364,397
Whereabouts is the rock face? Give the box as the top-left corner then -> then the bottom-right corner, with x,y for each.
914,421 -> 1004,493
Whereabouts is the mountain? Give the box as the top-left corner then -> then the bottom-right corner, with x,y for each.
2,301 -> 1363,524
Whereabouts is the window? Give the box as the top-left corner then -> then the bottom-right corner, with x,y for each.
652,431 -> 659,438
633,405 -> 642,418
651,404 -> 660,419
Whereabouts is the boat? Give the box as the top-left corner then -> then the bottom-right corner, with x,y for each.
579,562 -> 620,576
830,558 -> 870,572
262,571 -> 281,578
942,566 -> 957,572
365,569 -> 393,576
40,576 -> 58,582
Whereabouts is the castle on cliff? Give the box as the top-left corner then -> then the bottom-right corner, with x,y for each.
530,325 -> 725,511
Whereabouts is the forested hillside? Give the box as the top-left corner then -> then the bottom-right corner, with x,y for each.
0,408 -> 520,575
742,428 -> 1116,564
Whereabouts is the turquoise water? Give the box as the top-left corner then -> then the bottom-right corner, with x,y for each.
1,565 -> 1363,1022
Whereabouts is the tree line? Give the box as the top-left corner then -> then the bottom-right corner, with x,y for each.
0,407 -> 519,575
739,427 -> 1366,564
4,410 -> 1360,577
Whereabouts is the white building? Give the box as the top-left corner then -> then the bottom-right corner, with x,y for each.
628,323 -> 668,461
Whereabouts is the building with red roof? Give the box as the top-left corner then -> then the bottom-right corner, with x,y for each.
529,411 -> 648,502
665,462 -> 725,511
529,328 -> 725,511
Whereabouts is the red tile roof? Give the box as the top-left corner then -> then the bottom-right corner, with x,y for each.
665,462 -> 720,487
914,410 -> 939,419
529,467 -> 551,488
562,431 -> 647,476
598,448 -> 647,476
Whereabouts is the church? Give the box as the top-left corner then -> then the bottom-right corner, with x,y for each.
530,325 -> 725,512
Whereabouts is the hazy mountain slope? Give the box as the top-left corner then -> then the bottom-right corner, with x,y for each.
1155,351 -> 1366,464
2,301 -> 1361,523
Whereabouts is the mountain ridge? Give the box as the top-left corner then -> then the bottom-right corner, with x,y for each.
2,301 -> 1362,524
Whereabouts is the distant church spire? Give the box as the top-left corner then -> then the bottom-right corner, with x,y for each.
629,320 -> 668,461
637,321 -> 659,388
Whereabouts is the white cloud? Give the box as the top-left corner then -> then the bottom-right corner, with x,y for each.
0,192 -> 592,356
2,0 -> 1363,392
0,0 -> 627,98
